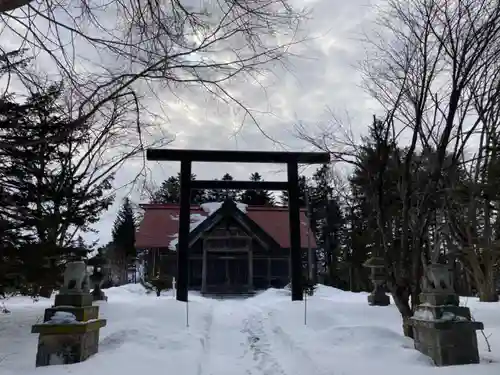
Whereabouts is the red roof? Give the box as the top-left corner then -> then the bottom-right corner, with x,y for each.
136,203 -> 317,249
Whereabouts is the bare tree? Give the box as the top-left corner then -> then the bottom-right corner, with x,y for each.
0,1 -> 307,143
363,0 -> 500,335
443,54 -> 500,302
297,0 -> 500,337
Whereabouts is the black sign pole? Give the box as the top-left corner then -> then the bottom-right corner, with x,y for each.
177,159 -> 192,305
287,160 -> 303,301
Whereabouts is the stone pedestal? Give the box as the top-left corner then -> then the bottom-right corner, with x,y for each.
410,316 -> 483,366
409,263 -> 483,366
32,261 -> 107,367
368,283 -> 390,306
54,293 -> 94,308
31,320 -> 106,366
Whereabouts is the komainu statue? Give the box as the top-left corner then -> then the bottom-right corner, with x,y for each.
60,261 -> 90,294
421,256 -> 454,293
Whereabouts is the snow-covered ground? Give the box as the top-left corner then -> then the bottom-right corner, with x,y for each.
1,285 -> 499,375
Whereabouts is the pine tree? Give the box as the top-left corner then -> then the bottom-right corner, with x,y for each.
190,174 -> 208,204
152,176 -> 180,203
310,165 -> 333,236
152,174 -> 207,204
205,173 -> 235,201
240,172 -> 275,206
279,175 -> 308,207
0,85 -> 114,293
112,198 -> 136,257
221,173 -> 238,201
206,179 -> 225,202
345,117 -> 398,292
308,165 -> 333,282
111,198 -> 137,284
320,198 -> 344,287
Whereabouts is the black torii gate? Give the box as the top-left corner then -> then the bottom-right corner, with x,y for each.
146,149 -> 330,302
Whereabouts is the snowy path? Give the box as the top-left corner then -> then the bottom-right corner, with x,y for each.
266,310 -> 329,375
195,297 -> 332,375
197,299 -> 291,375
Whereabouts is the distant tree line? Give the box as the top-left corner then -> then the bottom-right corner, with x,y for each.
150,172 -> 276,206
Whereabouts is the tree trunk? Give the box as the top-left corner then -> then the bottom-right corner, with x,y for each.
402,317 -> 413,338
389,284 -> 414,338
349,265 -> 353,291
327,253 -> 339,287
473,261 -> 499,302
410,249 -> 423,310
122,266 -> 128,284
478,279 -> 499,302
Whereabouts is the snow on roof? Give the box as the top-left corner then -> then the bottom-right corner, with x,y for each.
168,213 -> 207,250
201,201 -> 247,215
167,201 -> 248,251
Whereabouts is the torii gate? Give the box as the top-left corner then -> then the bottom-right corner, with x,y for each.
146,148 -> 330,302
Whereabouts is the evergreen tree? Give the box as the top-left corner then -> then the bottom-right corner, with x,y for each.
0,85 -> 114,293
205,173 -> 237,201
111,198 -> 137,284
321,198 -> 344,287
345,117 -> 400,292
152,176 -> 180,203
310,165 -> 333,237
279,175 -> 308,207
240,172 -> 275,206
221,173 -> 238,201
152,173 -> 207,204
307,165 -> 341,285
341,188 -> 372,291
112,198 -> 137,258
190,174 -> 207,204
206,178 -> 224,202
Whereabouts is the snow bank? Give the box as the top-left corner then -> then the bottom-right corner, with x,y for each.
1,284 -> 499,375
315,284 -> 367,296
105,283 -> 148,296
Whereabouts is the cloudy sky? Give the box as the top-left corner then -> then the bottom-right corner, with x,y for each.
86,0 -> 383,245
1,0 -> 382,245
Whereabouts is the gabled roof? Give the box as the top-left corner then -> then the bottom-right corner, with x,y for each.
135,200 -> 317,249
187,200 -> 281,250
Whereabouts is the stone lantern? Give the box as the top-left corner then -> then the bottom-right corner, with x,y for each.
363,256 -> 390,306
88,253 -> 107,301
